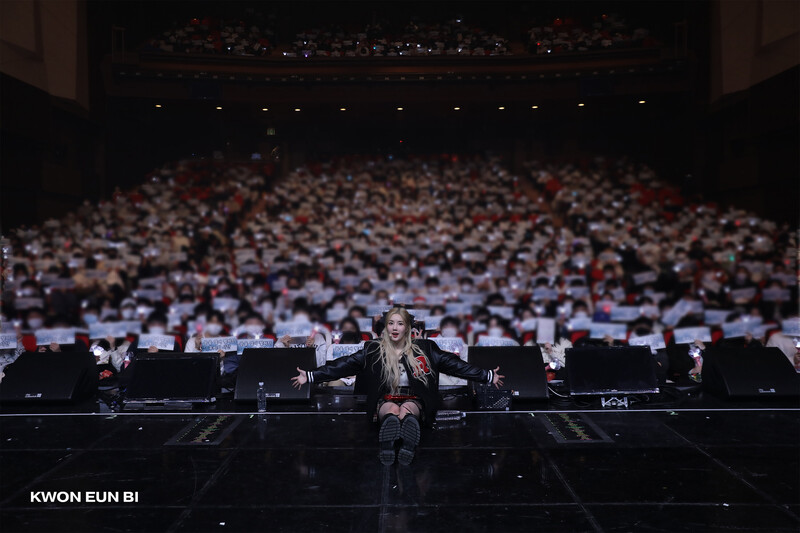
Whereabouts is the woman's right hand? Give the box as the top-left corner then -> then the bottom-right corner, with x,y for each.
291,367 -> 308,389
279,334 -> 292,346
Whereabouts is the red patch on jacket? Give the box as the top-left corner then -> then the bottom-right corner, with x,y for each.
413,355 -> 432,377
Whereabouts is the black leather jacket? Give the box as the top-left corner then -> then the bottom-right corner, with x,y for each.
308,338 -> 494,425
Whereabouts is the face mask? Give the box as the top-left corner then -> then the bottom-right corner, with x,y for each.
148,326 -> 165,335
736,274 -> 747,283
83,314 -> 98,325
21,288 -> 35,297
574,311 -> 588,319
428,287 -> 440,294
604,273 -> 614,280
293,313 -> 310,323
441,327 -> 458,338
488,327 -> 504,338
333,302 -> 345,310
28,318 -> 44,329
205,323 -> 223,336
121,309 -> 135,320
245,324 -> 264,336
461,285 -> 472,293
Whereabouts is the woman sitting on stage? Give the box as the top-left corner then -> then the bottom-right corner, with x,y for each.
291,307 -> 504,465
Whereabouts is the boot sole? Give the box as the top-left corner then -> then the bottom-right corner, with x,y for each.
398,416 -> 420,466
378,415 -> 401,465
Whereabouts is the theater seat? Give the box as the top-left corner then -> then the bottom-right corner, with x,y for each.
570,330 -> 589,343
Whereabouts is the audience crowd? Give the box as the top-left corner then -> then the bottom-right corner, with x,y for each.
1,154 -> 797,391
141,11 -> 658,59
141,9 -> 276,57
526,13 -> 658,55
287,18 -> 510,58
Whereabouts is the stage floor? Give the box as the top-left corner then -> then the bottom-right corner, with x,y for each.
0,391 -> 798,533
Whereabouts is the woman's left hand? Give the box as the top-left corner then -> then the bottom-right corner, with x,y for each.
492,366 -> 505,389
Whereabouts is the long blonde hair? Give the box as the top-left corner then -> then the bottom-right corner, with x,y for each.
376,307 -> 429,392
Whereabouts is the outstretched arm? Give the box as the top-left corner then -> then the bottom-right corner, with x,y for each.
288,344 -> 370,387
291,367 -> 308,389
433,343 -> 506,388
491,366 -> 505,389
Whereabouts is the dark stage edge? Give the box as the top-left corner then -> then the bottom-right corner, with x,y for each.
0,392 -> 798,533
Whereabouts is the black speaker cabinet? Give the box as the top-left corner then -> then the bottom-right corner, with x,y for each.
235,348 -> 317,402
123,353 -> 220,407
0,351 -> 98,402
702,346 -> 799,399
566,346 -> 659,396
468,346 -> 549,400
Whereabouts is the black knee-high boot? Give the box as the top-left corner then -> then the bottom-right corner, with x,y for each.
398,414 -> 421,466
378,413 -> 401,465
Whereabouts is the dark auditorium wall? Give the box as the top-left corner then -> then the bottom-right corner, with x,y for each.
0,75 -> 103,234
704,0 -> 800,224
701,66 -> 799,225
0,0 -> 100,234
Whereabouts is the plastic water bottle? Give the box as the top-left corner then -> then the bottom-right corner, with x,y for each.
256,381 -> 267,413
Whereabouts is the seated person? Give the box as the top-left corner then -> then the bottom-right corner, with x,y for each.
185,310 -> 228,352
128,313 -> 174,353
36,315 -> 89,353
0,323 -> 25,382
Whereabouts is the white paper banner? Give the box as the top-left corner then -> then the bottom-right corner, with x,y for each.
487,306 -> 514,320
351,293 -> 374,306
568,317 -> 593,331
275,322 -> 314,338
213,298 -> 240,312
170,303 -> 198,317
445,303 -> 473,316
424,316 -> 444,331
673,327 -> 712,344
704,310 -> 731,326
729,288 -> 757,301
629,333 -> 666,352
762,289 -> 791,302
632,271 -> 658,286
565,286 -> 590,299
470,322 -> 487,334
0,333 -> 18,350
137,333 -> 175,351
201,336 -> 238,353
610,306 -> 642,322
536,318 -> 556,345
123,321 -> 143,335
722,322 -> 748,339
325,308 -> 348,323
589,323 -> 628,340
357,318 -> 374,333
431,336 -> 464,356
367,304 -> 393,317
35,328 -> 76,346
13,298 -> 44,310
781,318 -> 800,337
237,338 -> 274,354
328,341 -> 364,360
89,322 -> 129,339
407,309 -> 430,320
476,336 -> 519,347
531,288 -> 559,301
